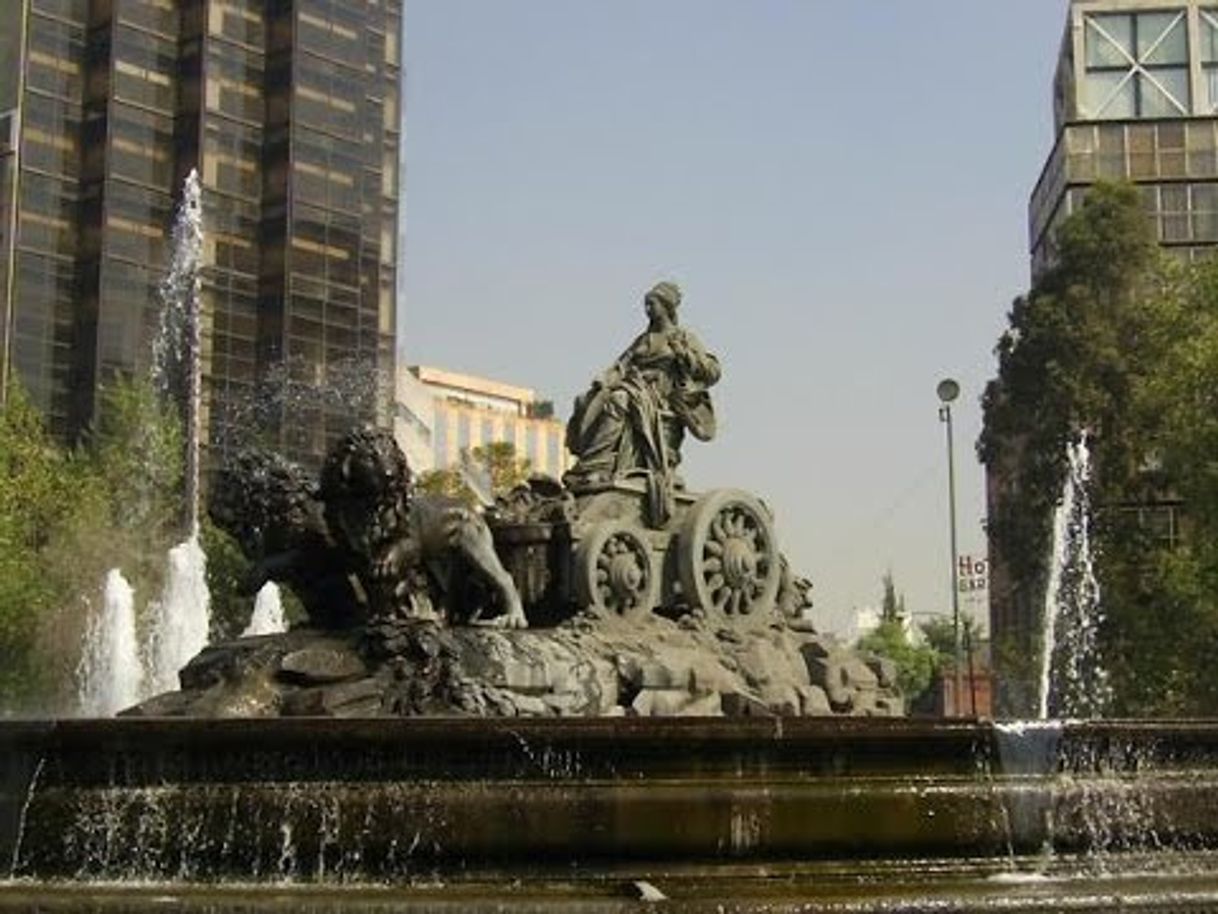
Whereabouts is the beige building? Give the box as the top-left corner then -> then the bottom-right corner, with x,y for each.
394,365 -> 569,480
1031,0 -> 1218,276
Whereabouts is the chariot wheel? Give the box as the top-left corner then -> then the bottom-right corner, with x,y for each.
677,489 -> 780,616
574,520 -> 659,618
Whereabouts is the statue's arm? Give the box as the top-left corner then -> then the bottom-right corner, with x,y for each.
673,330 -> 721,384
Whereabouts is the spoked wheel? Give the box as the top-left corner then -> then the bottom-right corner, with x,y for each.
677,489 -> 780,617
574,520 -> 660,618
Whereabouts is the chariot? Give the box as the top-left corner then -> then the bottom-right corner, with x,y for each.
489,478 -> 782,624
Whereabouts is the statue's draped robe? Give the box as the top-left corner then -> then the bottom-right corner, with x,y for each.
566,325 -> 720,489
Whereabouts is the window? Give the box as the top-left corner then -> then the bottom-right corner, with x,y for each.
1202,10 -> 1218,111
1083,11 -> 1189,119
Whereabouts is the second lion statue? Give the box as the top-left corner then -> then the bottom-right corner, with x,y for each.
211,428 -> 527,630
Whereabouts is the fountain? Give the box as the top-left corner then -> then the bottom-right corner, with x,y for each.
74,171 -> 212,712
76,570 -> 141,717
5,285 -> 1218,911
243,584 -> 287,637
1038,436 -> 1110,720
142,536 -> 212,697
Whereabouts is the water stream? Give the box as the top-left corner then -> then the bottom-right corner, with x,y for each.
1037,437 -> 1110,720
77,570 -> 141,716
243,584 -> 286,637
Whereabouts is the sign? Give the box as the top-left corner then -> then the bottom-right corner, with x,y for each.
957,555 -> 988,595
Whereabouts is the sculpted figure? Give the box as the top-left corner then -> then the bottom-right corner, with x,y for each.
319,429 -> 528,629
208,449 -> 364,628
565,281 -> 720,510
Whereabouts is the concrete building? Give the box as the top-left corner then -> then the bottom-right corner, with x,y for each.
1030,0 -> 1218,276
393,365 -> 570,481
0,1 -> 401,465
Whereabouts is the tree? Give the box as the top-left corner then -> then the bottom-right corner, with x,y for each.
856,573 -> 937,705
857,621 -> 936,706
880,571 -> 906,624
0,385 -> 79,706
979,181 -> 1218,716
416,442 -> 532,508
918,615 -> 983,664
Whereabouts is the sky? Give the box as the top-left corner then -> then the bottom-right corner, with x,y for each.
400,1 -> 1067,638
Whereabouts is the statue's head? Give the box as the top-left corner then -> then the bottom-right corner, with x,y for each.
319,427 -> 411,557
645,281 -> 681,321
209,448 -> 318,556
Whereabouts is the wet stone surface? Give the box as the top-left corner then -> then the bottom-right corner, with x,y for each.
122,611 -> 903,719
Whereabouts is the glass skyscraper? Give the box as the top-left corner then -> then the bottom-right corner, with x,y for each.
0,0 -> 401,465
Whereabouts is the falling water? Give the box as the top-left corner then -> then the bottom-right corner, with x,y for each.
77,570 -> 142,716
143,537 -> 211,696
1037,437 -> 1110,720
153,168 -> 204,534
243,583 -> 287,637
140,170 -> 210,697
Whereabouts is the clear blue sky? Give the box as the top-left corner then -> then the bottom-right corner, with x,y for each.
401,1 -> 1066,637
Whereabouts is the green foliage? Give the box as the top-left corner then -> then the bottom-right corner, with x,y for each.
416,442 -> 532,508
856,573 -> 937,705
0,385 -> 75,707
857,621 -> 937,705
199,518 -> 254,642
981,181 -> 1218,716
472,441 -> 532,494
880,571 -> 906,624
416,467 -> 478,507
918,615 -> 983,662
0,374 -> 194,712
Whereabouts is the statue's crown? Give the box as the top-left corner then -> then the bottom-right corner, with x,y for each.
647,281 -> 681,309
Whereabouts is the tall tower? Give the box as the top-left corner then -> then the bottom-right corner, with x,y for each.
1029,0 -> 1218,277
0,0 -> 401,465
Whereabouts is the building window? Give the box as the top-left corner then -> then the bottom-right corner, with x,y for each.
1083,11 -> 1189,119
1202,10 -> 1218,111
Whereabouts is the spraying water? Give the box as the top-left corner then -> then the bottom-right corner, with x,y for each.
1037,436 -> 1110,719
154,168 -> 204,533
143,537 -> 211,696
77,570 -> 142,716
243,583 -> 287,637
140,169 -> 210,698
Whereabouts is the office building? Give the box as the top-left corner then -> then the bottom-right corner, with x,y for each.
991,0 -> 1203,702
0,0 -> 401,464
394,365 -> 570,481
1030,0 -> 1218,277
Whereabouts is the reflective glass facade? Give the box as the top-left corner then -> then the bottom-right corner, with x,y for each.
1032,2 -> 1218,276
0,0 -> 401,466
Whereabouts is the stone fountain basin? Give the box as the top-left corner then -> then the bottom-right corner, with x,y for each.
3,718 -> 1218,906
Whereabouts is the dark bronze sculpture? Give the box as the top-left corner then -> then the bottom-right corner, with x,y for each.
211,429 -> 526,630
565,281 -> 719,521
209,448 -> 363,628
177,281 -> 903,720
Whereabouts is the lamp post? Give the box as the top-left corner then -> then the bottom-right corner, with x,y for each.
936,378 -> 964,717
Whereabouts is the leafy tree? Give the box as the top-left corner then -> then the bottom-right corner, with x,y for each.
472,441 -> 532,494
416,442 -> 532,508
978,181 -> 1218,716
856,573 -> 937,705
857,621 -> 936,706
919,615 -> 983,665
880,571 -> 906,624
0,385 -> 78,707
416,466 -> 479,507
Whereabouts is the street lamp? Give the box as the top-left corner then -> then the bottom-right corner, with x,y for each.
937,378 -> 964,717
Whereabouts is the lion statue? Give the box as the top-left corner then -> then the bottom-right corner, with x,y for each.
208,448 -> 365,628
318,428 -> 527,629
